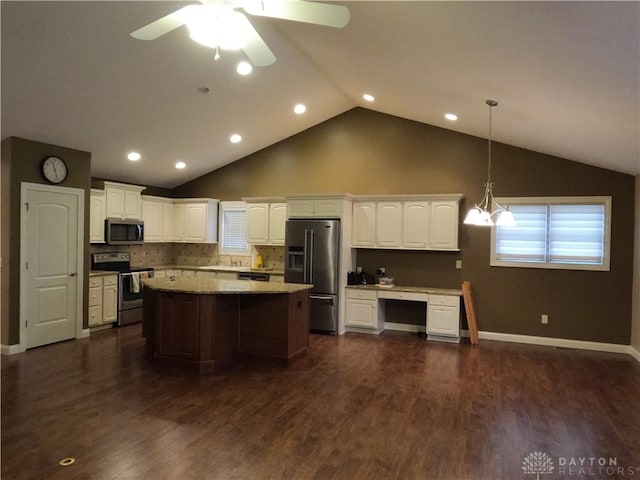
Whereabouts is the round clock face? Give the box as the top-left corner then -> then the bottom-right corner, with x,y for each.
41,156 -> 68,184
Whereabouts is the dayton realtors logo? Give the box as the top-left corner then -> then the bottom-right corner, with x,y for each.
522,451 -> 555,480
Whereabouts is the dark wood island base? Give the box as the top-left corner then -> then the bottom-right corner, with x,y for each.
143,282 -> 310,374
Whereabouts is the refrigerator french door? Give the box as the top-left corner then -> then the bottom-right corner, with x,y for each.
285,219 -> 340,334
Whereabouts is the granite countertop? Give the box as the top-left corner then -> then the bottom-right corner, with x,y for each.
346,284 -> 463,296
89,270 -> 119,277
143,276 -> 312,295
153,265 -> 285,275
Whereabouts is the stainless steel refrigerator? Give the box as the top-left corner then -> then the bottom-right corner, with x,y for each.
284,219 -> 340,334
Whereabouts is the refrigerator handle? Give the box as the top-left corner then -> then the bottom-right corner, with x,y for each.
308,229 -> 314,283
303,229 -> 309,283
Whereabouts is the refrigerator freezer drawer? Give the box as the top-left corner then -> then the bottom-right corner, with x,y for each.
309,294 -> 338,334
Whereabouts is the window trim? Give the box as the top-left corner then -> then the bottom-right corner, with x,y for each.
490,196 -> 612,271
218,201 -> 250,256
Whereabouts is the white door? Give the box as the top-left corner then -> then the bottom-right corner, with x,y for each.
21,183 -> 84,349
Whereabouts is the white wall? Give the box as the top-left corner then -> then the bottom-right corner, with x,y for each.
632,175 -> 640,353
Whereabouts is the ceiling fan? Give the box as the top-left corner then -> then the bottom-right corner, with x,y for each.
130,0 -> 350,67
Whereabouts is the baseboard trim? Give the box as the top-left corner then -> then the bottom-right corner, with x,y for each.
478,331 -> 634,357
629,345 -> 640,362
1,344 -> 25,355
384,322 -> 425,333
78,328 -> 91,339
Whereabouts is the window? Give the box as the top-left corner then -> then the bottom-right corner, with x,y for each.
219,201 -> 249,255
490,196 -> 611,271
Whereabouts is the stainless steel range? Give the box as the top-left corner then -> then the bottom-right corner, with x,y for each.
91,252 -> 154,326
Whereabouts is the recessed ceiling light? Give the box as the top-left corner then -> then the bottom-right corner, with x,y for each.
362,93 -> 375,102
127,152 -> 141,161
230,134 -> 242,143
294,103 -> 306,115
236,61 -> 253,75
175,161 -> 186,169
444,113 -> 458,121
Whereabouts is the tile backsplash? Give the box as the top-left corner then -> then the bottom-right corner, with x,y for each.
90,243 -> 284,269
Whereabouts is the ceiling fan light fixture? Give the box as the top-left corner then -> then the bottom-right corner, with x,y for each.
187,7 -> 249,51
236,61 -> 253,75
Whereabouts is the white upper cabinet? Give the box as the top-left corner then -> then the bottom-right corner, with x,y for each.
376,202 -> 403,248
429,201 -> 459,250
351,195 -> 461,251
246,203 -> 269,244
104,181 -> 146,220
268,203 -> 287,245
286,196 -> 344,218
180,200 -> 219,243
90,189 -> 106,243
403,201 -> 430,249
142,196 -> 173,243
352,202 -> 376,247
172,203 -> 185,242
244,199 -> 287,245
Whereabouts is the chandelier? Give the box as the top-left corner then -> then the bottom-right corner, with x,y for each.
463,100 -> 515,227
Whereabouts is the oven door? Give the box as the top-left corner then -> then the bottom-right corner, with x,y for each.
118,272 -> 145,310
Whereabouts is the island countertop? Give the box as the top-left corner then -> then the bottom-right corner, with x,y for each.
143,276 -> 313,295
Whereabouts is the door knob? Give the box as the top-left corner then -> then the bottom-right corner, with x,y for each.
69,272 -> 77,277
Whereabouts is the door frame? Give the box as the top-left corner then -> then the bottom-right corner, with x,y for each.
19,182 -> 86,352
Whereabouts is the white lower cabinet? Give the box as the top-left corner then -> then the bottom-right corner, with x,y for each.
426,294 -> 460,341
345,289 -> 383,332
216,271 -> 237,280
88,275 -> 118,327
195,271 -> 217,280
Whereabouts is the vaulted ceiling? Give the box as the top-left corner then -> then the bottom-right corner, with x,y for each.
2,1 -> 638,188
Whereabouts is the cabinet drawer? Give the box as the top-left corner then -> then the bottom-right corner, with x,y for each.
182,270 -> 195,278
89,277 -> 103,288
103,275 -> 118,287
154,270 -> 166,277
378,290 -> 428,302
427,294 -> 459,307
88,305 -> 102,327
89,286 -> 102,307
346,289 -> 378,301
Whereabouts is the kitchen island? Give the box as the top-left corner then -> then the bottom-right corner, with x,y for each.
142,277 -> 312,374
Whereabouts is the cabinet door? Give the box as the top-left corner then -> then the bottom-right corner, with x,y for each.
268,203 -> 287,245
430,201 -> 459,250
184,203 -> 208,242
105,187 -> 125,219
246,203 -> 269,244
346,298 -> 378,328
142,199 -> 163,242
90,191 -> 106,243
376,202 -> 403,247
427,304 -> 460,337
124,190 -> 142,219
161,202 -> 174,242
352,202 -> 376,247
216,272 -> 237,280
173,204 -> 185,242
287,200 -> 315,218
403,201 -> 430,249
314,199 -> 341,218
102,285 -> 118,324
195,271 -> 217,280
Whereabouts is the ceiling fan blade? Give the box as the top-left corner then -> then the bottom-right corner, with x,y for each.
241,0 -> 350,28
130,5 -> 197,40
236,14 -> 277,66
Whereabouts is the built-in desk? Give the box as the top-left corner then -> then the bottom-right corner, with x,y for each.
345,285 -> 463,342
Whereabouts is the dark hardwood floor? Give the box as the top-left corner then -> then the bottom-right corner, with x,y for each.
2,325 -> 639,480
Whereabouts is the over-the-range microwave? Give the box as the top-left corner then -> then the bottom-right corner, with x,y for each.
105,218 -> 144,245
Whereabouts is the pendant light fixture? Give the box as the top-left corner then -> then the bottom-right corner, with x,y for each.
463,100 -> 515,227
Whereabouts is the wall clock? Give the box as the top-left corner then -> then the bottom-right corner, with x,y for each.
40,156 -> 68,184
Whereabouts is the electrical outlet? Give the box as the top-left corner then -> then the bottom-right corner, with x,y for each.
377,267 -> 386,275
455,260 -> 462,269
541,314 -> 549,324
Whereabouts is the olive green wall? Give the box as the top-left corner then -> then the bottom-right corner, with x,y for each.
175,108 -> 636,345
1,137 -> 91,346
632,175 -> 640,352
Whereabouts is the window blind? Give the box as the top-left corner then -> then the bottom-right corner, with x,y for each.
220,204 -> 248,253
492,197 -> 610,271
